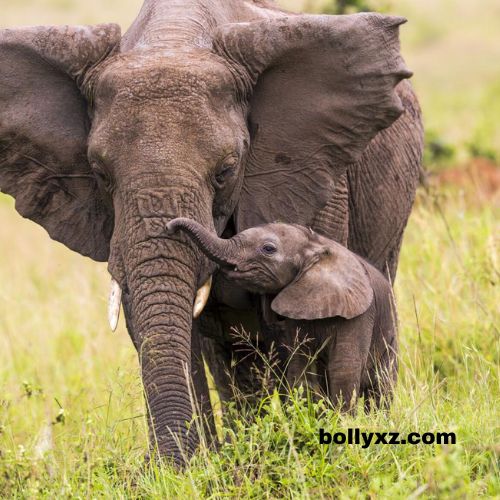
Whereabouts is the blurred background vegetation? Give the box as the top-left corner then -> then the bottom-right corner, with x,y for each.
2,0 -> 500,169
0,1 -> 498,496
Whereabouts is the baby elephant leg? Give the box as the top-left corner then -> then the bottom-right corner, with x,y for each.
327,311 -> 375,412
363,325 -> 398,410
285,320 -> 326,394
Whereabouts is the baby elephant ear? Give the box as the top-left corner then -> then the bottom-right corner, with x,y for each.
271,242 -> 373,320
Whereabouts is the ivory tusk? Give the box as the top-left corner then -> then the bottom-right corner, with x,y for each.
193,276 -> 212,319
108,278 -> 122,332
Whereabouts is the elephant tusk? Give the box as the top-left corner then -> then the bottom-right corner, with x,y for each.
193,276 -> 212,319
108,278 -> 122,332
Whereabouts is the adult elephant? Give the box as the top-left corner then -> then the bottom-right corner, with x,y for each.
0,0 -> 423,464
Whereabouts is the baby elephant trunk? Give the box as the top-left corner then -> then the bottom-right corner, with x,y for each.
167,218 -> 238,268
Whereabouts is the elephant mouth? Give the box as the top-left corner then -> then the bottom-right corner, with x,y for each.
220,262 -> 240,272
220,262 -> 245,276
220,265 -> 260,287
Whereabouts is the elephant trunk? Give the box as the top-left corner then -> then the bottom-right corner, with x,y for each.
167,217 -> 239,268
114,200 -> 218,466
125,237 -> 199,465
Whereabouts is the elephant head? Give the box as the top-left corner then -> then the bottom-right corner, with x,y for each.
167,218 -> 373,321
0,6 -> 410,463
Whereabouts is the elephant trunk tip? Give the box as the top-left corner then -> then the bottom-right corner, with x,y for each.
165,217 -> 237,269
166,217 -> 189,235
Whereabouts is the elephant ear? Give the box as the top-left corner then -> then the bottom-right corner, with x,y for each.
215,13 -> 412,230
271,240 -> 373,320
0,24 -> 120,261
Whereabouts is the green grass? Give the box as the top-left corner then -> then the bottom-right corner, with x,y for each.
1,0 -> 499,497
1,186 -> 498,497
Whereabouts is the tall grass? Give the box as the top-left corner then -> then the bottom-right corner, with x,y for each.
0,185 -> 498,497
0,0 -> 499,496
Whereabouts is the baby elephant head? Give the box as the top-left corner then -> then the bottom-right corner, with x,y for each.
167,218 -> 373,321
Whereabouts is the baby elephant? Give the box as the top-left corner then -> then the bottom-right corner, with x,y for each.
167,218 -> 398,411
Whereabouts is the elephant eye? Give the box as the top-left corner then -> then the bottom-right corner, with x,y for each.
91,160 -> 113,193
261,243 -> 277,255
214,154 -> 238,187
215,166 -> 232,185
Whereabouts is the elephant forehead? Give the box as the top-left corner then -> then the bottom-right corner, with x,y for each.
136,187 -> 197,216
245,223 -> 308,246
267,223 -> 310,241
97,50 -> 236,100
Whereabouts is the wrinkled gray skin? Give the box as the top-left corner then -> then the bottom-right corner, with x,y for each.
0,0 -> 423,464
168,219 -> 398,410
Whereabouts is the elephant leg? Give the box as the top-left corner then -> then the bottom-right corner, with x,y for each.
327,313 -> 374,412
279,325 -> 311,391
191,322 -> 217,447
327,328 -> 361,411
202,273 -> 269,403
223,300 -> 279,402
362,324 -> 398,411
199,302 -> 265,405
255,296 -> 329,397
286,342 -> 310,390
202,335 -> 235,403
285,320 -> 327,395
197,304 -> 235,404
347,81 -> 423,281
328,363 -> 362,412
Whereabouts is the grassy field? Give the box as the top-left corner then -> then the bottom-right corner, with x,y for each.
1,0 -> 499,497
0,186 -> 498,497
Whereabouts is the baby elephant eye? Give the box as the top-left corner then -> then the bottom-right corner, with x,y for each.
261,243 -> 277,255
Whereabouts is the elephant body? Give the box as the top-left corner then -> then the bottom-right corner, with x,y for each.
168,219 -> 398,411
203,78 -> 422,402
0,0 -> 423,464
283,264 -> 398,412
